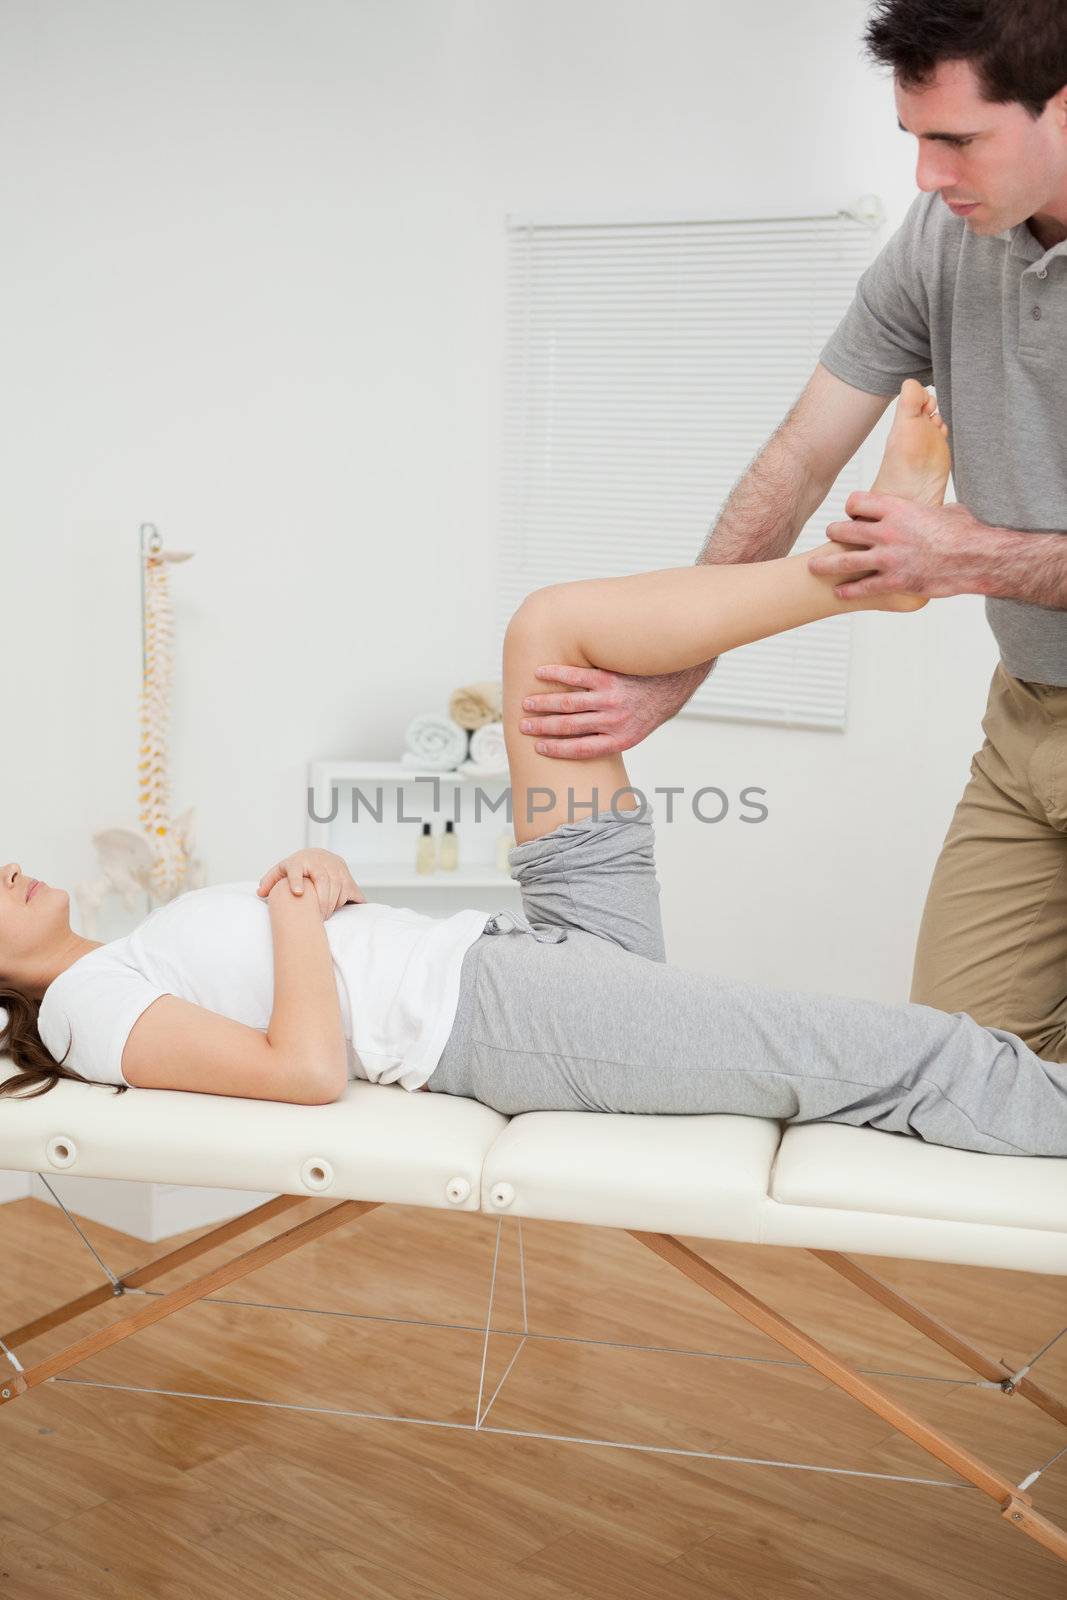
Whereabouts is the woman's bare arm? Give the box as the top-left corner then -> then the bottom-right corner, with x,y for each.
121,879 -> 349,1102
264,876 -> 348,1088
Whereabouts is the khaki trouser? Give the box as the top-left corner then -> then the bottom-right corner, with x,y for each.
910,662 -> 1067,1062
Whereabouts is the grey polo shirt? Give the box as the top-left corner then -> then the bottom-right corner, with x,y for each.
819,189 -> 1067,686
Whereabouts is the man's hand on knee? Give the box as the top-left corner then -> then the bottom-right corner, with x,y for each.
519,661 -> 713,759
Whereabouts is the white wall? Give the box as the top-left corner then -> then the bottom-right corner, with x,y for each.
0,0 -> 997,1017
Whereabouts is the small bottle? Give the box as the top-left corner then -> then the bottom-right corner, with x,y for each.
495,829 -> 515,873
415,821 -> 435,875
437,818 -> 458,871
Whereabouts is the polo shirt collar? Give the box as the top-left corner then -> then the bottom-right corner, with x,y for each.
1000,218 -> 1067,272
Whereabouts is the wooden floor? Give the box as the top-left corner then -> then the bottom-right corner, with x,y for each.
0,1194 -> 1065,1600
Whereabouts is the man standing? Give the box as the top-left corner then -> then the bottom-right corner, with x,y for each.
516,0 -> 1067,1059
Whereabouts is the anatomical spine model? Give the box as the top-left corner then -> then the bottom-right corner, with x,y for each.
75,524 -> 205,935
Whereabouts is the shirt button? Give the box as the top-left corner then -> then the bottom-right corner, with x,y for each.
1037,267 -> 1048,278
1032,305 -> 1043,320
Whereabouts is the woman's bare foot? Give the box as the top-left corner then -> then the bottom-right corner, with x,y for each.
871,378 -> 951,507
836,379 -> 951,614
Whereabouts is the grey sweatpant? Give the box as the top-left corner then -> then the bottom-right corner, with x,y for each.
428,809 -> 1067,1157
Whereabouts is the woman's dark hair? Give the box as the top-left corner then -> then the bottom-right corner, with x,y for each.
865,0 -> 1067,118
0,984 -> 124,1099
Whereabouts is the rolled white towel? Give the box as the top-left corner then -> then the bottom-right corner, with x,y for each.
458,720 -> 508,778
401,713 -> 469,771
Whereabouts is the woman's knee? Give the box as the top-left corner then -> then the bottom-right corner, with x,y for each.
505,585 -> 577,650
504,588 -> 592,707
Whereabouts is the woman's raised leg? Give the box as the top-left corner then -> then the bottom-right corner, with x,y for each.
504,379 -> 949,843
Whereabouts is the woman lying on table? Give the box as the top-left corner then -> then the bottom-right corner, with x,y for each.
2,381 -> 1063,1157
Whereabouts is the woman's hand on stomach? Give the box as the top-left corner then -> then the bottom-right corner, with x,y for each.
256,848 -> 365,919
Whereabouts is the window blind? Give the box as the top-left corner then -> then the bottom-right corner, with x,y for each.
496,207 -> 883,731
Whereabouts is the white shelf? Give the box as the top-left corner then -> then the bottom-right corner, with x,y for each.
311,760 -> 509,786
308,761 -> 517,891
355,863 -> 517,890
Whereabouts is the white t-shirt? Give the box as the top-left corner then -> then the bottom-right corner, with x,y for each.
37,883 -> 492,1094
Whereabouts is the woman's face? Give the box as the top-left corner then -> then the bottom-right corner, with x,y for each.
0,862 -> 70,987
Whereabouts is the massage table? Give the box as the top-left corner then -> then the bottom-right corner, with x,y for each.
1,1057 -> 1065,1570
